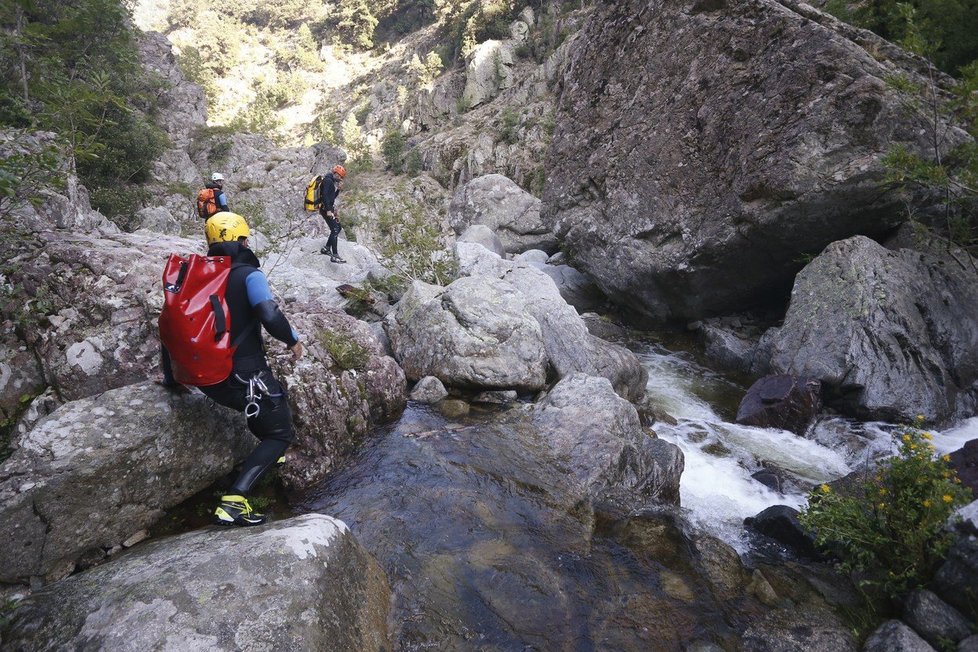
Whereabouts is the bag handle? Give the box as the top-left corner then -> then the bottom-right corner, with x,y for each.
209,295 -> 227,340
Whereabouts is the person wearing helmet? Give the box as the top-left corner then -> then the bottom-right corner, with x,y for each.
318,164 -> 347,263
196,172 -> 230,219
161,211 -> 304,526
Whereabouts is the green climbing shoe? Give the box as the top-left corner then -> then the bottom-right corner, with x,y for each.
213,495 -> 266,527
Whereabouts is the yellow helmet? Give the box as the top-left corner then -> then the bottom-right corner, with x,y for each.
205,211 -> 250,245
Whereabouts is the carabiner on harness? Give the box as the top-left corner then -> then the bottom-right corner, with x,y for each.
237,372 -> 271,419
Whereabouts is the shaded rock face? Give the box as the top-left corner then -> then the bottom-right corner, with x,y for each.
385,278 -> 550,392
543,0 -> 969,322
1,515 -> 391,652
902,589 -> 973,649
768,236 -> 978,424
949,439 -> 978,498
934,535 -> 978,623
533,263 -> 607,313
266,301 -> 407,494
457,224 -> 506,257
0,382 -> 253,584
531,374 -> 683,504
863,619 -> 936,652
736,375 -> 822,436
457,242 -> 647,401
449,174 -> 556,254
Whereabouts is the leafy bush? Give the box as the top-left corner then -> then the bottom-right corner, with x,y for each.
375,197 -> 457,286
0,0 -> 169,225
498,108 -> 521,144
799,419 -> 972,599
381,128 -> 406,173
317,330 -> 369,371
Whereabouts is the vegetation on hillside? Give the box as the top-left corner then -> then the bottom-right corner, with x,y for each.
0,0 -> 168,225
826,1 -> 978,253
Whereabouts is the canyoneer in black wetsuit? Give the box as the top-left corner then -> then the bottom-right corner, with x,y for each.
318,164 -> 347,263
160,212 -> 303,526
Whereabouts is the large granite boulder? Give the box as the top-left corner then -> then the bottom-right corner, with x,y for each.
736,375 -> 822,436
531,374 -> 683,504
267,300 -> 407,492
902,589 -> 973,650
449,174 -> 557,254
532,263 -> 606,313
948,439 -> 978,499
457,242 -> 647,401
0,514 -> 391,651
0,382 -> 253,584
767,236 -> 978,423
0,229 -> 204,408
933,535 -> 978,622
543,0 -> 970,322
863,620 -> 936,652
462,41 -> 516,109
385,277 -> 549,392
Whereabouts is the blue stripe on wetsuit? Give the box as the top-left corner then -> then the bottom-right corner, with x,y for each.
245,271 -> 300,345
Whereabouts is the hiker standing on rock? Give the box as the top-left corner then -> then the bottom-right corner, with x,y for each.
318,164 -> 347,263
196,172 -> 230,219
159,212 -> 303,527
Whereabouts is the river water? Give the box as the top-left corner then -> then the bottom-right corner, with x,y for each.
302,336 -> 978,650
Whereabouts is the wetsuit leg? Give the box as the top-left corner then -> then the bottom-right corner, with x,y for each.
199,370 -> 295,494
324,215 -> 342,256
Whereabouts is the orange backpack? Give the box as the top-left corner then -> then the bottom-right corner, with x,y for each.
196,187 -> 219,219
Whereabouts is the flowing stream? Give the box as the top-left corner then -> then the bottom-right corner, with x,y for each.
301,336 -> 978,650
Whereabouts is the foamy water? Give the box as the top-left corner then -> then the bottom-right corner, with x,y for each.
636,345 -> 973,550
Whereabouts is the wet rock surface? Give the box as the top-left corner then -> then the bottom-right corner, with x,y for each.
0,515 -> 391,651
531,374 -> 683,504
768,236 -> 978,424
736,375 -> 822,436
949,439 -> 978,498
544,0 -> 969,323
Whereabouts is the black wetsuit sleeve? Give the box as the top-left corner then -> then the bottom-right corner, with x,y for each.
319,175 -> 337,212
245,271 -> 300,347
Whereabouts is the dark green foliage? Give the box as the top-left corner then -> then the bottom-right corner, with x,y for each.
381,127 -> 406,174
0,0 -> 168,225
826,0 -> 978,76
0,130 -> 61,217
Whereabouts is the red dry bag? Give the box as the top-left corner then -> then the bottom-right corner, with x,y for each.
158,253 -> 235,386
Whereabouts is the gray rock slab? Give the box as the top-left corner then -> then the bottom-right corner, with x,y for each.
543,0 -> 970,322
903,589 -> 973,648
0,514 -> 391,651
0,382 -> 253,583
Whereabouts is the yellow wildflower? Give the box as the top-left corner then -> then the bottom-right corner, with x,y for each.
923,499 -> 932,508
902,434 -> 911,443
943,495 -> 953,503
915,414 -> 925,423
819,484 -> 831,494
879,488 -> 887,496
922,432 -> 933,440
942,455 -> 951,463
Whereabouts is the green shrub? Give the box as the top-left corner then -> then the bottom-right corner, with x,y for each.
317,330 -> 369,371
498,108 -> 521,144
405,148 -> 424,175
382,128 -> 406,173
375,197 -> 457,286
799,418 -> 972,599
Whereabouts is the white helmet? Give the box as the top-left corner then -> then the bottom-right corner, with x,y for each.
211,172 -> 225,182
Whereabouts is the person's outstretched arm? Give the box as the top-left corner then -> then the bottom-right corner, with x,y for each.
244,270 -> 300,350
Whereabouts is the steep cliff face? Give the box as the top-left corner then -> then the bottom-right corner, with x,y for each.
543,0 -> 970,323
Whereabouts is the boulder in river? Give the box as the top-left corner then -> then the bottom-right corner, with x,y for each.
736,375 -> 822,436
767,236 -> 978,424
531,373 -> 682,505
449,174 -> 557,254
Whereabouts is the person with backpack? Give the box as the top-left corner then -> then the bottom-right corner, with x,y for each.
318,164 -> 347,263
196,172 -> 230,219
158,211 -> 303,526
